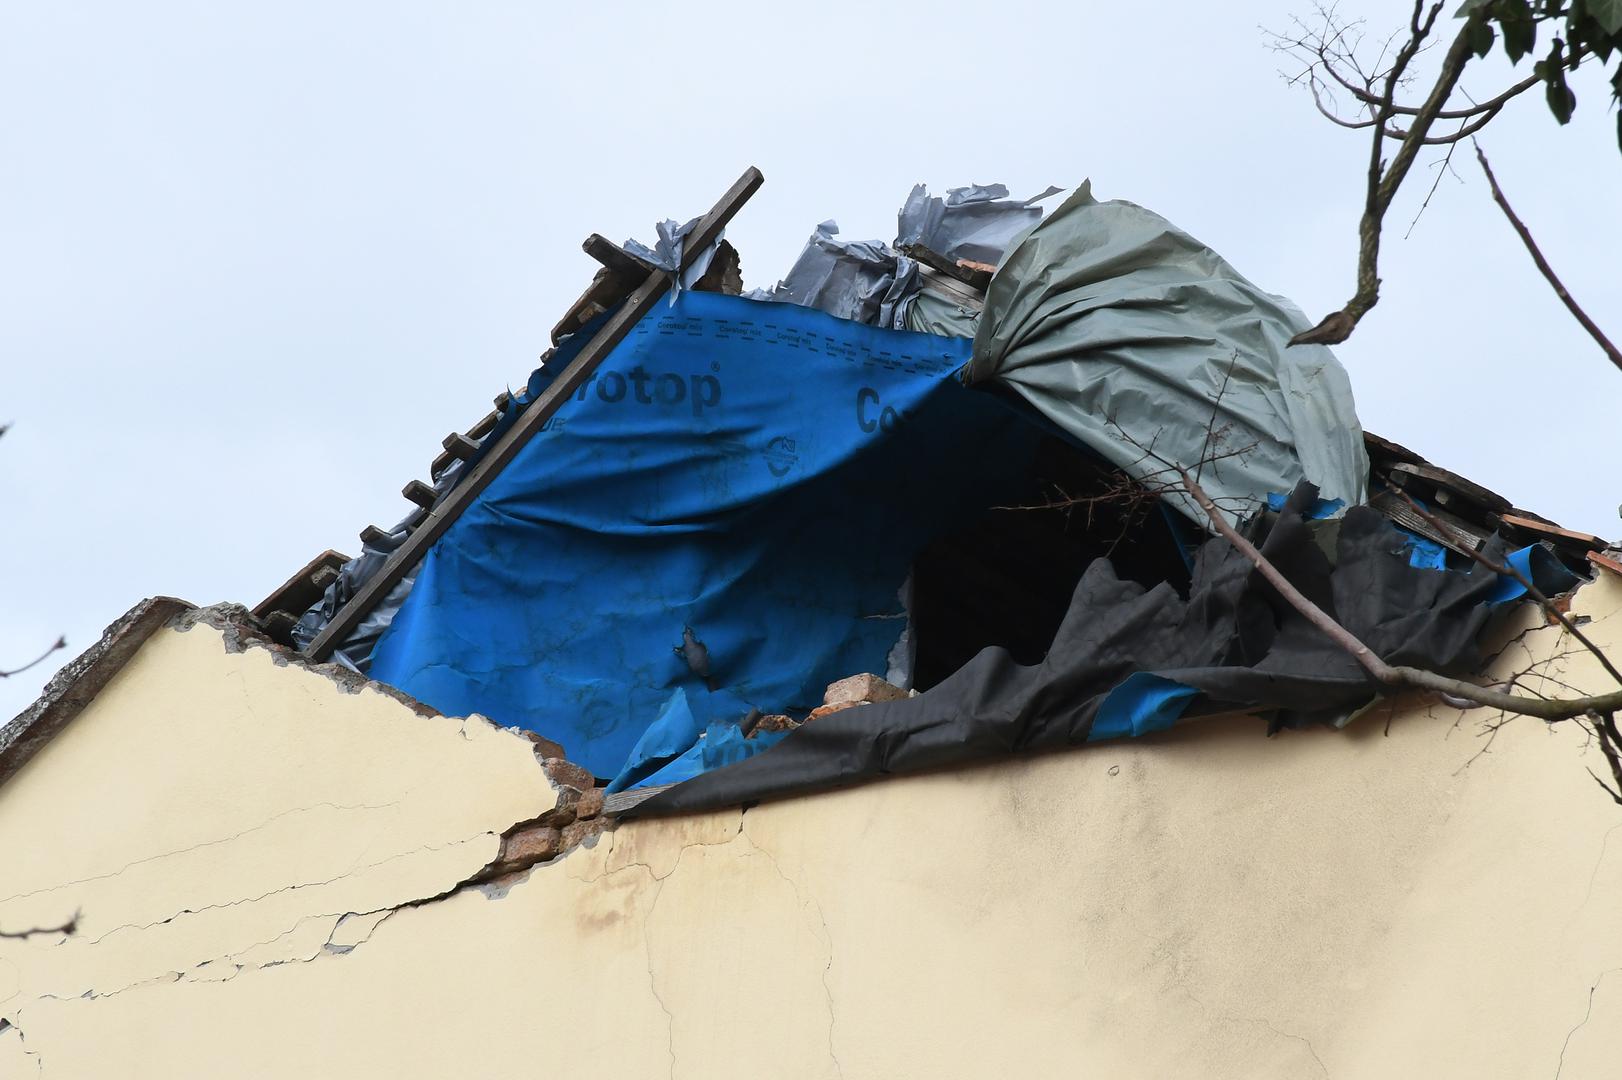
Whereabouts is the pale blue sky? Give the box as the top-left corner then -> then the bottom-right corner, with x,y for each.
3,1 -> 1618,718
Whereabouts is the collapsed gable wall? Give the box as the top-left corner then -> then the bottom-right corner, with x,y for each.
2,580 -> 1621,1078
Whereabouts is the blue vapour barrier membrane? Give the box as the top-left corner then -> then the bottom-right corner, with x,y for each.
1086,672 -> 1200,741
368,291 -> 1040,778
1267,492 -> 1346,519
1387,522 -> 1579,600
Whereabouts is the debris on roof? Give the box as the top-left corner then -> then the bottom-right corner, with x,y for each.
251,166 -> 1610,813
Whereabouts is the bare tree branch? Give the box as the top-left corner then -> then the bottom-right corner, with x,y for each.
0,912 -> 77,940
1474,143 -> 1622,375
1176,464 -> 1622,721
1268,6 -> 1592,347
1391,487 -> 1622,688
0,636 -> 66,680
1289,5 -> 1473,346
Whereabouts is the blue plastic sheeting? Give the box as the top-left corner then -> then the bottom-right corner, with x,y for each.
607,686 -> 793,793
1267,492 -> 1346,519
1393,526 -> 1579,601
1399,529 -> 1450,571
1086,672 -> 1200,741
369,291 -> 1039,778
1484,544 -> 1580,604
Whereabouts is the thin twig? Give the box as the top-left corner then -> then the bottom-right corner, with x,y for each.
1392,487 -> 1622,687
1175,464 -> 1622,721
1195,352 -> 1242,486
1474,143 -> 1622,375
0,636 -> 66,679
1404,127 -> 1465,238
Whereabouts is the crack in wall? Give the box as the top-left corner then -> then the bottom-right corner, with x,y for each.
1554,966 -> 1621,1078
0,1013 -> 42,1078
738,824 -> 844,1079
1179,985 -> 1330,1079
640,874 -> 678,1079
7,814 -> 615,1008
1575,822 -> 1622,917
578,817 -> 743,886
0,799 -> 403,907
78,833 -> 488,948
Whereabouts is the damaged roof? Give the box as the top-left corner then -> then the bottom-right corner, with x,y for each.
7,167 -> 1618,813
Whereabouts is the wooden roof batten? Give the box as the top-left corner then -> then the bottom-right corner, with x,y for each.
303,167 -> 766,662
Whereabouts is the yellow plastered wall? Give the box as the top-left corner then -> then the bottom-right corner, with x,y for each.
3,579 -> 1622,1079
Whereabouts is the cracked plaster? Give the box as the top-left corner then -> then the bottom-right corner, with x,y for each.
1,580 -> 1622,1076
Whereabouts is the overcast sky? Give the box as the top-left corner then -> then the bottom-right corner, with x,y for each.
3,1 -> 1618,720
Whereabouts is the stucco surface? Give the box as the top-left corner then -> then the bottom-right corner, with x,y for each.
2,579 -> 1621,1078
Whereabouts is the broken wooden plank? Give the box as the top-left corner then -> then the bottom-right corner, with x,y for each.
306,167 -> 765,661
691,239 -> 743,295
260,610 -> 300,643
1362,430 -> 1427,468
583,232 -> 656,280
1589,550 -> 1622,577
899,242 -> 993,291
549,268 -> 630,346
1369,489 -> 1488,557
1498,513 -> 1606,551
251,549 -> 350,620
916,265 -> 986,311
1389,462 -> 1511,515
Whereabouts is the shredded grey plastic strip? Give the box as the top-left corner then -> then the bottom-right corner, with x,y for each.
896,183 -> 1064,266
623,217 -> 724,297
753,183 -> 1060,329
746,221 -> 920,329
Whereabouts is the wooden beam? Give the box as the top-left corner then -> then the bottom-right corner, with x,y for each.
442,432 -> 480,460
1369,490 -> 1487,557
251,549 -> 350,620
1388,462 -> 1510,514
401,479 -> 436,510
306,167 -> 765,661
582,233 -> 655,280
260,610 -> 300,643
899,243 -> 992,291
1589,550 -> 1622,577
1498,513 -> 1606,551
432,432 -> 480,480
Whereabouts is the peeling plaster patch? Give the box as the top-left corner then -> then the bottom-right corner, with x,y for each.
169,603 -> 444,719
325,910 -> 395,954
